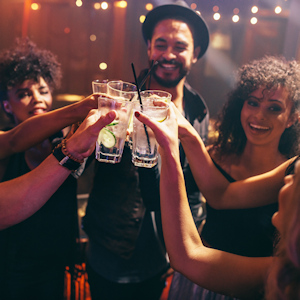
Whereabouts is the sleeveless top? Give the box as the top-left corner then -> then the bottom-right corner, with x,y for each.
201,162 -> 278,257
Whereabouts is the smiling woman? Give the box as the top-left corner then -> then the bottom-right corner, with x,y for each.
166,55 -> 300,300
0,37 -> 79,300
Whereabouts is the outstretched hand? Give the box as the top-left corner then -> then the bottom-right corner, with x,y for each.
66,109 -> 117,159
134,103 -> 179,157
171,103 -> 193,139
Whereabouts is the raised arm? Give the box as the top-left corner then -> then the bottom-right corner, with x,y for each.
173,103 -> 290,209
0,94 -> 97,160
135,108 -> 272,299
0,109 -> 116,230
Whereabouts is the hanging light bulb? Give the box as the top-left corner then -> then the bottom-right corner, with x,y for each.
250,17 -> 258,24
274,6 -> 282,14
101,2 -> 108,10
76,0 -> 82,7
232,15 -> 239,23
213,12 -> 221,21
251,6 -> 258,14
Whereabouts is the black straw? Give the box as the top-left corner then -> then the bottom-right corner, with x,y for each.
139,60 -> 158,89
131,63 -> 151,154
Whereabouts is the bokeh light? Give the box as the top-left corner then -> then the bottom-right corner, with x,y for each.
213,12 -> 221,21
250,17 -> 258,24
145,3 -> 153,11
99,62 -> 108,70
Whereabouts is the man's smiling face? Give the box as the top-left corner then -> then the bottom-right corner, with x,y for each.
147,19 -> 199,88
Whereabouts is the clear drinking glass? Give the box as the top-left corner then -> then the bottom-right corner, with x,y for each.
96,95 -> 134,164
132,96 -> 169,168
92,80 -> 108,96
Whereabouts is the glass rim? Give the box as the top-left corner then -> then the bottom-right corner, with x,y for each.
107,80 -> 137,95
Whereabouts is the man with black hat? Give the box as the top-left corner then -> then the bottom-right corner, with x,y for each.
83,1 -> 210,300
140,1 -> 210,298
140,0 -> 209,232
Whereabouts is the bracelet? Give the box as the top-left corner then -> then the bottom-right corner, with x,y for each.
61,139 -> 85,163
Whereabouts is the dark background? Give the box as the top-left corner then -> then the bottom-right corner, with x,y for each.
0,0 -> 299,123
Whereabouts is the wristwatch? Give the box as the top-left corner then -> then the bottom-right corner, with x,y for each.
52,143 -> 82,172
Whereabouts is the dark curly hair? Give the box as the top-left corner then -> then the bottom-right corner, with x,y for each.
0,37 -> 62,103
212,56 -> 300,159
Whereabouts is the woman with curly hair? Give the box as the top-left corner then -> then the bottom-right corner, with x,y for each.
134,105 -> 300,300
167,55 -> 300,300
0,38 -> 95,300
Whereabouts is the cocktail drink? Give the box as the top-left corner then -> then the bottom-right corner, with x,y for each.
92,80 -> 108,96
138,90 -> 172,104
107,80 -> 138,100
96,95 -> 134,164
128,90 -> 171,149
107,80 -> 138,147
132,97 -> 169,168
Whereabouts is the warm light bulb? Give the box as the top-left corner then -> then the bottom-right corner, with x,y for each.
99,62 -> 107,70
233,8 -> 239,14
145,3 -> 153,11
94,3 -> 101,10
114,1 -> 127,8
191,3 -> 197,10
250,17 -> 258,24
140,15 -> 146,23
213,6 -> 219,12
232,15 -> 239,23
213,12 -> 221,21
251,6 -> 258,14
101,2 -> 108,10
76,0 -> 82,7
31,3 -> 40,10
90,34 -> 97,42
275,6 -> 282,14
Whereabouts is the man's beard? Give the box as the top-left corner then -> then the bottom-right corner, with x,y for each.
150,59 -> 189,88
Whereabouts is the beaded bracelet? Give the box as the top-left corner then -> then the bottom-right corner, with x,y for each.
61,138 -> 85,164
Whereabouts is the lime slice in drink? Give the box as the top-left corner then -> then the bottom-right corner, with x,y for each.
107,120 -> 119,126
98,128 -> 116,148
157,116 -> 167,123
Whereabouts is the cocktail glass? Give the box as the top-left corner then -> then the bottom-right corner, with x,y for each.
92,80 -> 108,96
132,95 -> 169,168
96,96 -> 134,164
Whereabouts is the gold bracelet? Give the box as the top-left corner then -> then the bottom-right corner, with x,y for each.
61,139 -> 85,163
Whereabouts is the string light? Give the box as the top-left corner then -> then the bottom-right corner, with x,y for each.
75,0 -> 82,7
99,62 -> 107,70
94,2 -> 101,10
145,3 -> 153,11
251,6 -> 259,14
139,15 -> 146,23
114,1 -> 127,8
213,12 -> 221,21
250,17 -> 258,24
213,6 -> 219,12
31,3 -> 40,10
101,2 -> 108,10
90,34 -> 97,41
191,3 -> 197,10
274,6 -> 282,14
232,15 -> 239,23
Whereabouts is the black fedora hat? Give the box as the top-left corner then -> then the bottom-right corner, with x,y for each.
142,0 -> 209,59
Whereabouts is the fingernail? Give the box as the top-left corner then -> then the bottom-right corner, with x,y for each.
108,111 -> 115,117
135,111 -> 140,117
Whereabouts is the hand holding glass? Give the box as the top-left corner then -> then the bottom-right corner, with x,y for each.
132,97 -> 169,168
96,96 -> 133,164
